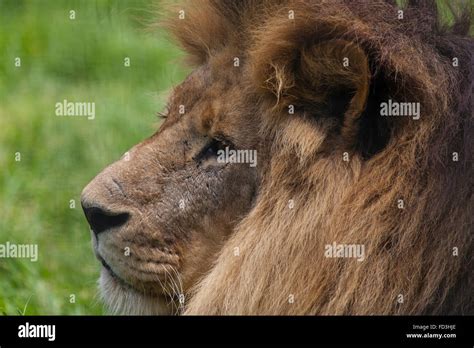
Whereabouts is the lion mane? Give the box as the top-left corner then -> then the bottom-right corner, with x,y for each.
162,0 -> 473,314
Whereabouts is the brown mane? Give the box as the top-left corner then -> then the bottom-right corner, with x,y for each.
161,0 -> 473,314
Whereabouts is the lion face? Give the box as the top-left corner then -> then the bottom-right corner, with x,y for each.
80,17 -> 376,315
81,63 -> 262,314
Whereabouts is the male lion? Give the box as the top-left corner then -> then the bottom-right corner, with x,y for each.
81,0 -> 473,315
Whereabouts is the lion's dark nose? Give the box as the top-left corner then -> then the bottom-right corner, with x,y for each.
81,205 -> 129,236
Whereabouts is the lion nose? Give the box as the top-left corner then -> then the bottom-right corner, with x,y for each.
81,204 -> 129,236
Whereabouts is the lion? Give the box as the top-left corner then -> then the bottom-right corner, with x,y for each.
81,0 -> 473,315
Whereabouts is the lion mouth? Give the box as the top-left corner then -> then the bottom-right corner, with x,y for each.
98,263 -> 175,315
99,256 -> 124,283
97,253 -> 182,300
98,255 -> 133,288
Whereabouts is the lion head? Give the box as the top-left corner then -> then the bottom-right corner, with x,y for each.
81,0 -> 473,315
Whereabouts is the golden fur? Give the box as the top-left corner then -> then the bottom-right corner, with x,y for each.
164,0 -> 473,314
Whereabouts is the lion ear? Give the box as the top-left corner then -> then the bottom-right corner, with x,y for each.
251,39 -> 370,145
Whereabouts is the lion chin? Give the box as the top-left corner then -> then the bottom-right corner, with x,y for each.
98,268 -> 171,315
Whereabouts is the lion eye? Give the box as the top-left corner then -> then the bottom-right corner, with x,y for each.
205,140 -> 223,157
195,138 -> 229,162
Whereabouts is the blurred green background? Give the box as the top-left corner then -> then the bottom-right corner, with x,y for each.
0,0 -> 187,314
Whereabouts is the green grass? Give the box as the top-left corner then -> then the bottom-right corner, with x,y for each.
0,0 -> 187,315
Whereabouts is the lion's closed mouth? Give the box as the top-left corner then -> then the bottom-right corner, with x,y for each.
98,252 -> 182,299
99,256 -> 125,285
